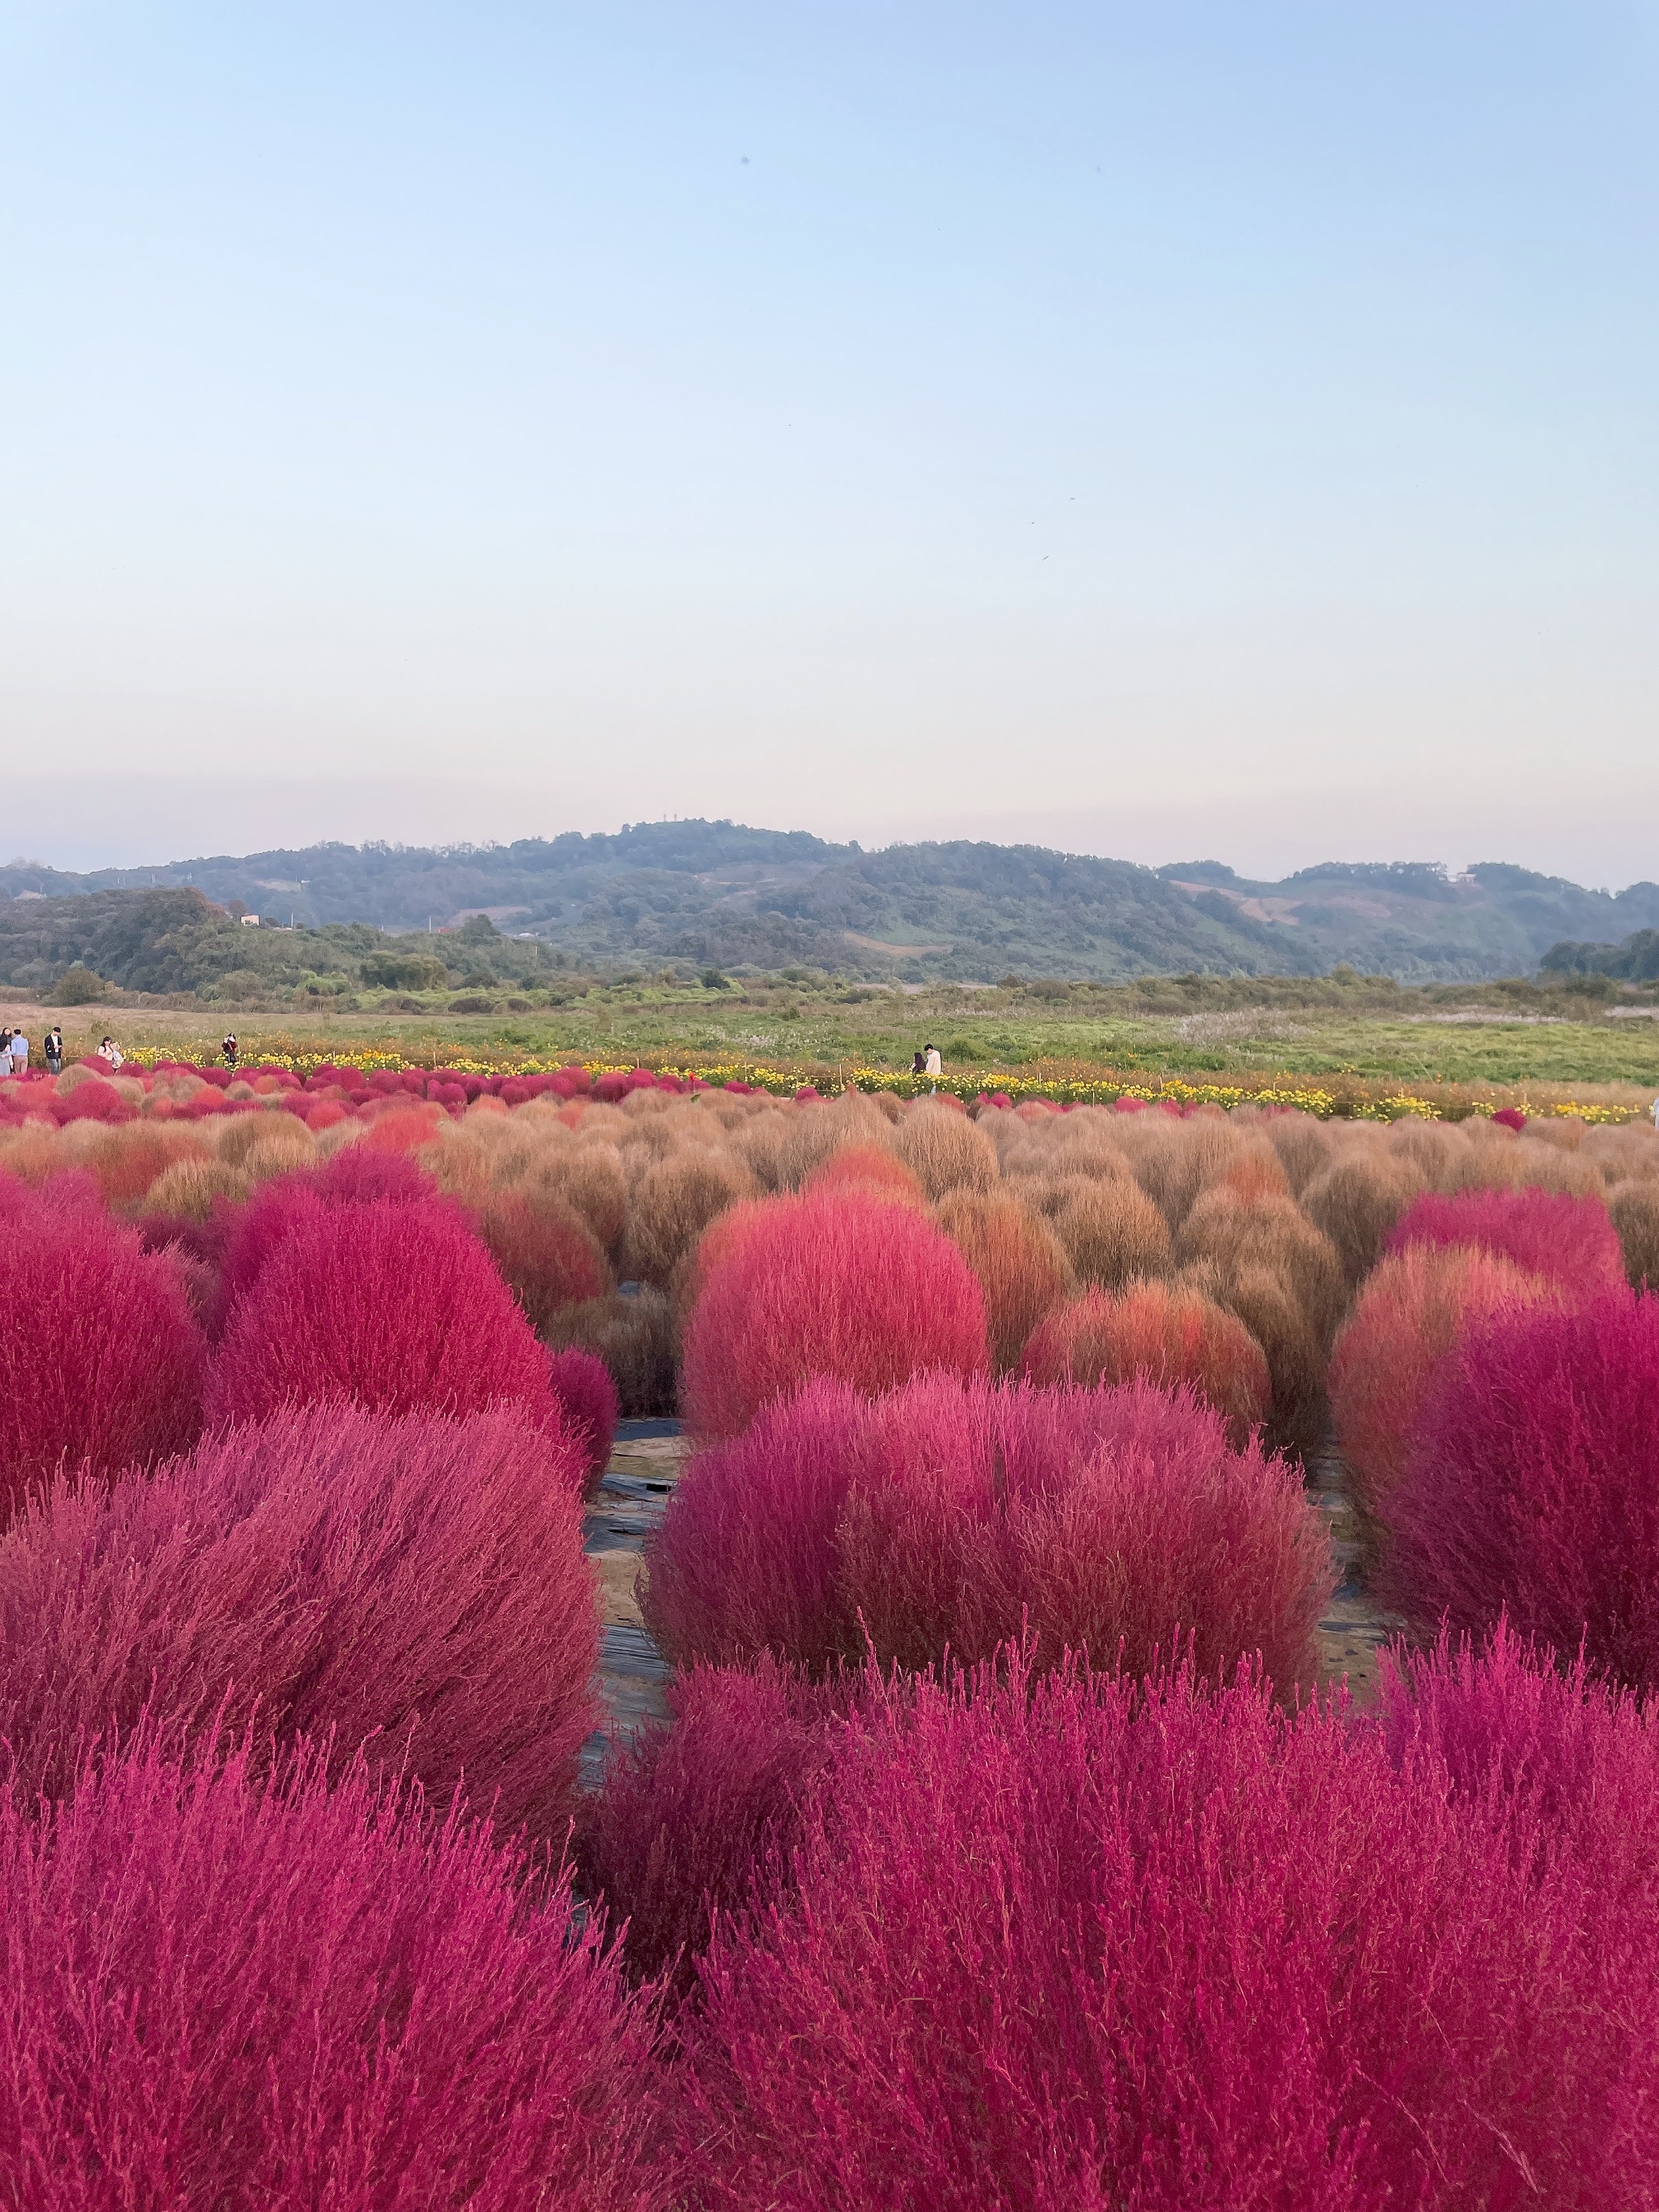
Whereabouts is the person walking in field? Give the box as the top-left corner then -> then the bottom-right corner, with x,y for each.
911,1049 -> 927,1079
1651,1093 -> 1659,1131
924,1042 -> 942,1093
8,1028 -> 28,1077
223,1034 -> 239,1069
0,1030 -> 12,1071
44,1028 -> 63,1076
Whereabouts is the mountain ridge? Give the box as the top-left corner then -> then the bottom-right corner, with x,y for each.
5,823 -> 1658,985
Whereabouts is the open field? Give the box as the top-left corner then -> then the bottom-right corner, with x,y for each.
7,984 -> 1657,1113
6,1058 -> 1659,2199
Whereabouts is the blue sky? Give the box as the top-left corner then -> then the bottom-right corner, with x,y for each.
2,2 -> 1655,881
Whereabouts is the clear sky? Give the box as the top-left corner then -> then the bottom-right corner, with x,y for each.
3,2 -> 1655,883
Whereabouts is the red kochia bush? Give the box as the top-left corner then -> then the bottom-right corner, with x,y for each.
680,1189 -> 989,1440
0,1739 -> 661,2209
1386,1186 -> 1625,1296
677,1644 -> 1659,2211
0,1176 -> 204,1522
645,1381 -> 866,1675
548,1347 -> 621,1493
207,1200 -> 569,1445
0,1406 -> 597,1830
646,1375 -> 1329,1691
214,1147 -> 439,1325
1022,1281 -> 1269,1449
579,1656 -> 846,1995
1383,1293 -> 1659,1691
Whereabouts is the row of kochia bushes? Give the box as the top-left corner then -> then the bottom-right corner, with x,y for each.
2,1085 -> 1658,2204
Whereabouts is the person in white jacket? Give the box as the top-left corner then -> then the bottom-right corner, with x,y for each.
924,1043 -> 942,1092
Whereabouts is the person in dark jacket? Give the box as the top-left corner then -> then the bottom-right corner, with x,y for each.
223,1034 -> 239,1069
44,1027 -> 63,1077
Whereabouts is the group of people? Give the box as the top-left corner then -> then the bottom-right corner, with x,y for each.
910,1042 -> 943,1091
0,1026 -> 65,1078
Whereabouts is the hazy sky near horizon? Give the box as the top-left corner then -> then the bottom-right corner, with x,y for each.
3,2 -> 1656,884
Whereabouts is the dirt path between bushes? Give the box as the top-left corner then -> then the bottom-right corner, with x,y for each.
580,1421 -> 1398,1782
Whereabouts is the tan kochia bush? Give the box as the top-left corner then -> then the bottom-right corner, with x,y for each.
775,1095 -> 896,1190
525,1145 -> 628,1253
1176,1187 -> 1347,1352
1387,1120 -> 1459,1190
1263,1113 -> 1332,1197
144,1158 -> 253,1220
1609,1181 -> 1659,1290
627,1149 -> 757,1286
1129,1121 -> 1247,1233
731,1112 -> 791,1192
1048,1177 -> 1173,1292
547,1289 -> 678,1418
214,1111 -> 317,1177
891,1101 -> 998,1201
934,1190 -> 1072,1373
1212,1263 -> 1326,1464
1302,1153 -> 1426,1289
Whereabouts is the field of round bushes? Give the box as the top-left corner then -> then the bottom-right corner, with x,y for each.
2,1048 -> 1658,2209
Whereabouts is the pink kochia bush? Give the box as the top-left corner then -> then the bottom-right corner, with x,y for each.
0,1173 -> 204,1524
1385,1186 -> 1625,1297
676,1641 -> 1659,2211
548,1347 -> 621,1491
1383,1293 -> 1659,1693
210,1146 -> 438,1330
678,1189 -> 989,1441
0,1738 -> 661,2210
207,1197 -> 570,1448
645,1375 -> 1330,1692
579,1655 -> 846,1995
0,1406 -> 598,1833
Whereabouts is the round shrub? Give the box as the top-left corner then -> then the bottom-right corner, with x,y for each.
207,1198 -> 568,1445
803,1144 -> 925,1207
1022,1282 -> 1269,1449
677,1644 -> 1659,2211
0,1176 -> 204,1522
679,1189 -> 989,1442
478,1190 -> 611,1328
839,1374 -> 1326,1688
0,1404 -> 597,1830
1329,1243 -> 1555,1528
1385,1186 -> 1626,1297
934,1189 -> 1072,1371
644,1379 -> 867,1672
1045,1174 -> 1173,1291
646,1374 -> 1329,1692
1382,1293 -> 1659,1691
627,1147 -> 757,1283
889,1099 -> 998,1201
548,1346 -> 621,1493
1301,1149 -> 1425,1287
0,1738 -> 661,2208
579,1655 -> 846,1995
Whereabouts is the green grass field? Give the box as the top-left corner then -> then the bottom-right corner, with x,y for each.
12,979 -> 1658,1102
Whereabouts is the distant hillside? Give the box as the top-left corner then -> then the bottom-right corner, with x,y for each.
0,889 -> 561,1005
1540,927 -> 1659,984
5,824 -> 1658,984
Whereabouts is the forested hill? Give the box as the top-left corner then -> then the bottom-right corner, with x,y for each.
5,824 -> 1659,984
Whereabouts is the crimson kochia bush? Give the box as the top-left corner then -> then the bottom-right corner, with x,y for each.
645,1373 -> 1330,1693
676,1641 -> 1659,2210
0,1737 -> 661,2210
0,1405 -> 598,1834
